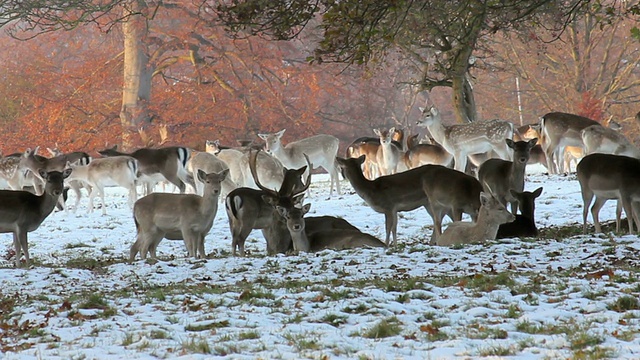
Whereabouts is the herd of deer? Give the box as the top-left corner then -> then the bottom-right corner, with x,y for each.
1,106 -> 639,268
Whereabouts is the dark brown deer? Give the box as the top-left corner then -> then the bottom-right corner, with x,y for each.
0,168 -> 71,267
496,187 -> 543,239
225,150 -> 310,256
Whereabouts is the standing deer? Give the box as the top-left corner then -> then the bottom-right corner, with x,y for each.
373,127 -> 402,176
187,151 -> 237,197
346,128 -> 404,179
403,134 -> 453,169
98,145 -> 194,195
477,139 -> 538,214
129,169 -> 229,261
581,123 -> 640,158
258,129 -> 340,195
226,150 -> 310,256
496,187 -> 543,239
65,156 -> 139,214
577,153 -> 640,234
437,192 -> 515,246
538,112 -> 601,174
417,106 -> 514,173
277,203 -> 386,252
336,156 -> 481,246
0,168 -> 72,267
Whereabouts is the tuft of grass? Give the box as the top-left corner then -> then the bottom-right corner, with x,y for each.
608,295 -> 640,312
343,303 -> 369,314
569,331 -> 605,350
181,336 -> 211,354
122,332 -> 136,346
63,242 -> 92,249
283,332 -> 320,351
185,320 -> 230,332
238,330 -> 260,340
319,313 -> 348,327
572,346 -> 616,359
478,344 -> 515,356
79,293 -> 109,310
362,317 -> 403,339
506,304 -> 522,318
149,330 -> 170,339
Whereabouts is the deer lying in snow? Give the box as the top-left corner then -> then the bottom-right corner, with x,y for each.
277,202 -> 386,252
130,169 -> 229,261
0,168 -> 71,267
496,187 -> 543,239
437,191 -> 515,246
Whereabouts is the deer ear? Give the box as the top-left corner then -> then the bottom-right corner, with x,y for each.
218,168 -> 230,181
373,129 -> 381,136
302,203 -> 311,215
257,133 -> 268,140
418,107 -> 425,113
479,192 -> 491,206
505,138 -> 515,148
276,129 -> 286,137
62,168 -> 72,179
38,168 -> 47,179
532,187 -> 543,198
357,155 -> 366,165
528,138 -> 538,147
197,169 -> 207,182
276,206 -> 287,218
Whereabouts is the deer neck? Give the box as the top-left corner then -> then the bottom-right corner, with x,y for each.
509,161 -> 528,191
426,121 -> 448,147
37,187 -> 62,218
199,191 -> 220,216
473,207 -> 501,241
343,165 -> 374,197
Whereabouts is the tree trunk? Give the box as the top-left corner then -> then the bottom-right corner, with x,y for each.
120,0 -> 153,150
451,75 -> 477,123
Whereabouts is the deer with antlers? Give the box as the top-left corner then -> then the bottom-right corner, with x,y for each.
225,150 -> 311,256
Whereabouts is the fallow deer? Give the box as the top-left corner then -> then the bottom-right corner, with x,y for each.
0,168 -> 71,267
98,145 -> 194,195
403,133 -> 453,169
346,128 -> 404,179
437,192 -> 515,246
336,155 -> 482,246
496,187 -> 543,239
373,127 -> 402,176
277,203 -> 386,252
577,153 -> 640,234
187,151 -> 237,197
477,139 -> 538,214
538,112 -> 601,174
129,169 -> 229,261
65,156 -> 139,214
417,106 -> 514,173
258,129 -> 340,195
225,150 -> 310,256
581,123 -> 640,158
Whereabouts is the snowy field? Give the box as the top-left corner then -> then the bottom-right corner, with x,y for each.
1,166 -> 640,359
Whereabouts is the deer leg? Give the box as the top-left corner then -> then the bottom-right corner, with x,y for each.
383,212 -> 396,246
590,197 -> 608,233
99,186 -> 108,215
128,184 -> 137,209
197,235 -> 206,259
454,153 -> 468,173
164,171 -> 186,194
620,197 -> 635,234
581,189 -> 594,234
16,230 -> 29,267
87,186 -> 97,214
147,231 -> 165,259
631,201 -> 640,234
12,232 -> 21,267
615,200 -> 623,233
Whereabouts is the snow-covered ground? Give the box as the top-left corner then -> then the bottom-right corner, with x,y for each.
1,166 -> 640,359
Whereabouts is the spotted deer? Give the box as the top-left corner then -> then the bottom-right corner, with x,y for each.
417,106 -> 514,173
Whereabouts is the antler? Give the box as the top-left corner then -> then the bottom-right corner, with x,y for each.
248,149 -> 279,198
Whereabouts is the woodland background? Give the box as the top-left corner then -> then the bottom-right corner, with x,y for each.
0,2 -> 638,155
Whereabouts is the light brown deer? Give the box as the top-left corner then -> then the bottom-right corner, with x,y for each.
403,133 -> 453,169
437,191 -> 515,246
0,168 -> 71,267
373,127 -> 402,176
258,129 -> 340,195
187,151 -> 237,197
417,106 -> 514,173
581,121 -> 640,158
277,203 -> 386,252
346,129 -> 404,179
129,169 -> 229,261
538,112 -> 600,174
577,153 -> 640,234
478,139 -> 538,214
